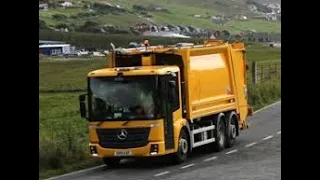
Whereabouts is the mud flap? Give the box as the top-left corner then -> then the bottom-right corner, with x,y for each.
248,106 -> 253,116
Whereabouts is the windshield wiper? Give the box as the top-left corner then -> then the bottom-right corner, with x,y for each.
122,121 -> 130,126
97,121 -> 104,127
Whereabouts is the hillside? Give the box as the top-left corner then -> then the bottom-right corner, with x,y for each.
39,0 -> 281,34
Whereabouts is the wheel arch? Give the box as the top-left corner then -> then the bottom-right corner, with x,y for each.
174,119 -> 193,153
215,112 -> 226,126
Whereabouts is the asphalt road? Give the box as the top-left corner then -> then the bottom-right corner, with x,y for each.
47,101 -> 281,180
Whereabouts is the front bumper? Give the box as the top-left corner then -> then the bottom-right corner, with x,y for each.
89,141 -> 169,158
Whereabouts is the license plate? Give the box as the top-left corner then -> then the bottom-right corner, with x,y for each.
114,150 -> 132,156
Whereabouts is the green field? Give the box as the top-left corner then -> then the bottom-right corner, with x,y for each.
39,57 -> 106,92
39,43 -> 281,179
39,0 -> 281,34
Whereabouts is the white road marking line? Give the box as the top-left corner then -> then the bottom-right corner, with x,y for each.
253,101 -> 281,114
262,135 -> 274,141
180,163 -> 195,169
245,142 -> 257,148
204,156 -> 217,162
225,149 -> 238,154
154,171 -> 170,177
277,131 -> 281,134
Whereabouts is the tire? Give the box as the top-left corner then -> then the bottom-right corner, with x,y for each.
226,114 -> 238,148
172,129 -> 189,164
212,114 -> 226,152
103,158 -> 121,168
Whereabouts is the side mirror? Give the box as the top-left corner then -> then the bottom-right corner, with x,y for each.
168,80 -> 177,104
79,94 -> 87,119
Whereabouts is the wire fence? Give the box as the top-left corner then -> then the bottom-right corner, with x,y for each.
251,60 -> 281,85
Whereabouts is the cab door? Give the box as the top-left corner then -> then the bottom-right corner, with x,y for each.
160,73 -> 179,150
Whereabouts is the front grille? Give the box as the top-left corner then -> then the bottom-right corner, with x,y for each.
97,128 -> 150,148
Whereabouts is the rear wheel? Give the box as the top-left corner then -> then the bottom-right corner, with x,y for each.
212,114 -> 226,152
226,114 -> 238,148
172,129 -> 189,164
103,158 -> 121,168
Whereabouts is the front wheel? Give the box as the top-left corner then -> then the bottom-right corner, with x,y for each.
172,130 -> 189,164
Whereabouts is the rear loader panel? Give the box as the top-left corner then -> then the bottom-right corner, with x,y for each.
185,45 -> 239,121
229,45 -> 249,126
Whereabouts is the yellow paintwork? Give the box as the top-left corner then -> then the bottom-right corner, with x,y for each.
167,43 -> 250,124
88,119 -> 176,157
142,55 -> 152,66
229,46 -> 249,128
88,66 -> 179,77
88,111 -> 186,157
86,40 -> 251,158
89,120 -> 165,141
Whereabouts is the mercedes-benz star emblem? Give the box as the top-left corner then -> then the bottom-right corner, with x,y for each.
117,129 -> 128,140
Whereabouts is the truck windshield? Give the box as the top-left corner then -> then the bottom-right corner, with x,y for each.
88,75 -> 161,121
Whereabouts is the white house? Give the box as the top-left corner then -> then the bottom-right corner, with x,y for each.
59,1 -> 73,9
39,44 -> 73,55
248,4 -> 257,12
39,3 -> 48,11
266,13 -> 277,21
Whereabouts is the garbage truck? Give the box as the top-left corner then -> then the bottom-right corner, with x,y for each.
79,40 -> 253,167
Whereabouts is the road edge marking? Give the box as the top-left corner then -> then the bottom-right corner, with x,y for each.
180,163 -> 195,169
154,171 -> 170,177
225,149 -> 238,154
44,165 -> 105,180
204,156 -> 218,162
245,142 -> 257,148
262,135 -> 274,141
253,100 -> 281,114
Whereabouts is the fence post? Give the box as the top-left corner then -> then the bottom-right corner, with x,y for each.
261,66 -> 264,82
269,64 -> 271,80
252,61 -> 258,85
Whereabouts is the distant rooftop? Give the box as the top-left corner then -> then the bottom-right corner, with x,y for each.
39,40 -> 65,45
39,44 -> 70,48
